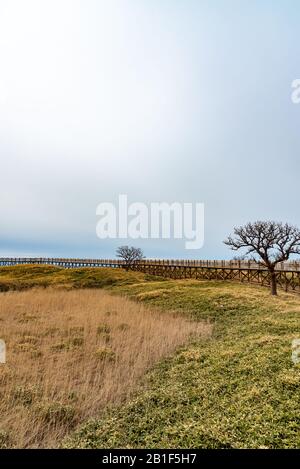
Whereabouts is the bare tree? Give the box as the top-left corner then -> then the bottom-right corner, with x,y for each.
116,246 -> 144,271
224,221 -> 300,295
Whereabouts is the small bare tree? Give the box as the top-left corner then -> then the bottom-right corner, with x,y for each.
224,221 -> 300,295
116,246 -> 144,271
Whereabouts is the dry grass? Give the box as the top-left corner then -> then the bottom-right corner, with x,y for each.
0,288 -> 211,448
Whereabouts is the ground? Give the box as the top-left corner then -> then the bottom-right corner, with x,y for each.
1,265 -> 300,448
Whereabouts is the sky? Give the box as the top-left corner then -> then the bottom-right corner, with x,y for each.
0,0 -> 300,259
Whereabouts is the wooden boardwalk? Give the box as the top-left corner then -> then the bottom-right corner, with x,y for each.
1,257 -> 300,293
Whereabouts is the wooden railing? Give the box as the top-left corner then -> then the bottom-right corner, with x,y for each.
1,258 -> 300,270
1,258 -> 300,293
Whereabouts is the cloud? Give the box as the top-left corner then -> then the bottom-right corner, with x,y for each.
0,0 -> 300,258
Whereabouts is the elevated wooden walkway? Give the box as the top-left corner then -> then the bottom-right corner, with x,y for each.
1,258 -> 300,293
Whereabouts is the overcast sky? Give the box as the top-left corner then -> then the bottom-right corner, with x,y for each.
0,0 -> 300,259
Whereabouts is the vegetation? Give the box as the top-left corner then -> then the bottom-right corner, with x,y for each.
224,220 -> 300,295
116,246 -> 144,270
0,286 -> 209,448
66,279 -> 300,449
0,264 -> 153,292
1,265 -> 300,448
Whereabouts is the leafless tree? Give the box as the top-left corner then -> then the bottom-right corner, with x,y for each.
116,246 -> 144,271
224,221 -> 300,295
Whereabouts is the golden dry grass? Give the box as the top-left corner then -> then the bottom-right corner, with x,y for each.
0,288 -> 211,448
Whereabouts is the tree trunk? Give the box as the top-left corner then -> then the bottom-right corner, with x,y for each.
270,269 -> 277,296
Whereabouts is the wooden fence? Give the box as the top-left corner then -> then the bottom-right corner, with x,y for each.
1,258 -> 300,293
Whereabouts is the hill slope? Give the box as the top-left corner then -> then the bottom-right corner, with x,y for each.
65,280 -> 300,449
0,264 -> 154,291
1,266 -> 299,448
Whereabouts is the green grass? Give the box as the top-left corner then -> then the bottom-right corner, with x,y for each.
1,265 -> 300,448
0,264 -> 158,291
66,279 -> 300,449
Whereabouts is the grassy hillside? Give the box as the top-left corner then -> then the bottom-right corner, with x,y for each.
65,280 -> 300,449
0,264 -> 156,291
0,288 -> 209,448
1,266 -> 300,448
